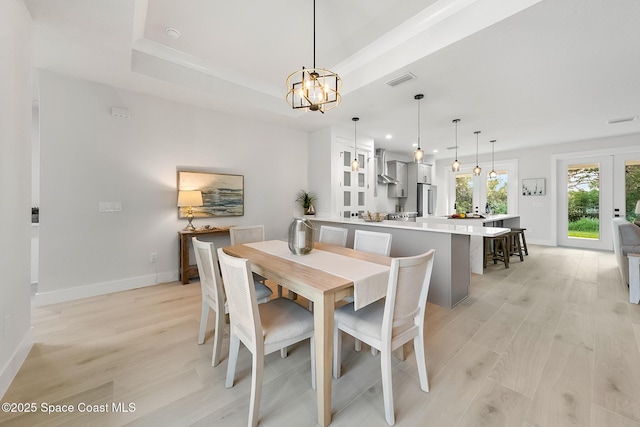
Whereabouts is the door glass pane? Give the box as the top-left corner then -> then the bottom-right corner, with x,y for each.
357,153 -> 365,167
626,160 -> 640,222
486,170 -> 508,214
343,151 -> 351,167
344,210 -> 351,219
455,173 -> 473,213
343,191 -> 351,207
358,173 -> 365,187
343,171 -> 351,187
567,163 -> 600,239
358,191 -> 365,206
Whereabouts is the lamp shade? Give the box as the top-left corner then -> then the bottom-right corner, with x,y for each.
177,190 -> 203,207
636,200 -> 640,215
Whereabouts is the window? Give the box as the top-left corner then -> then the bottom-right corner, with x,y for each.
487,170 -> 508,214
455,173 -> 473,213
448,159 -> 518,215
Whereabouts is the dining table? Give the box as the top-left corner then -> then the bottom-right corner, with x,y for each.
222,240 -> 392,426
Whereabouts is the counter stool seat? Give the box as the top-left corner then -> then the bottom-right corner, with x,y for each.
484,234 -> 509,269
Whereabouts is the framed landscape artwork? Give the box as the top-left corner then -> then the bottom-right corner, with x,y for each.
522,178 -> 546,196
177,171 -> 244,217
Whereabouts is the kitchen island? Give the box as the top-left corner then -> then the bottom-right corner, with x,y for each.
309,217 -> 509,308
417,214 -> 520,274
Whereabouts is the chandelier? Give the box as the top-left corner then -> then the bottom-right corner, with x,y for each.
285,0 -> 341,113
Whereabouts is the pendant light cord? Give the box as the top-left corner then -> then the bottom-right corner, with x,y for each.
417,97 -> 421,149
455,120 -> 458,158
313,0 -> 316,69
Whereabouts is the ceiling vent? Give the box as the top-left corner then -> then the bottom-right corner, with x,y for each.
385,72 -> 417,87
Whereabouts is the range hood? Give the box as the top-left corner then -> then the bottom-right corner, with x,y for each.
375,148 -> 400,184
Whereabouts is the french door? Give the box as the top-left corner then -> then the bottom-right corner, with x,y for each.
558,151 -> 640,250
337,139 -> 368,219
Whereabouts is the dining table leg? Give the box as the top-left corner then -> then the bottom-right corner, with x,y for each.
314,291 -> 334,427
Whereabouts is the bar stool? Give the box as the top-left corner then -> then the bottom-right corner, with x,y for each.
484,234 -> 509,269
510,227 -> 528,255
508,230 -> 524,262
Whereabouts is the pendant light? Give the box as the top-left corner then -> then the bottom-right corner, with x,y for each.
473,130 -> 482,176
451,119 -> 461,171
413,94 -> 425,163
489,140 -> 497,179
351,117 -> 360,171
285,0 -> 342,113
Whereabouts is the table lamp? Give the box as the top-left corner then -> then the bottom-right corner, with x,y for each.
178,190 -> 203,231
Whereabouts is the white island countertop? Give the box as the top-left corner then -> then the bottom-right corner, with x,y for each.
310,217 -> 509,237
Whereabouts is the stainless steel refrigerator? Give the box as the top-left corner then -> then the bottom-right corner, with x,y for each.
417,183 -> 437,217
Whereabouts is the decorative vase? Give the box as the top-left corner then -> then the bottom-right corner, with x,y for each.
288,217 -> 314,255
305,204 -> 315,215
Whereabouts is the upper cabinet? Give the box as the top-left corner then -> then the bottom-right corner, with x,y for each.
387,161 -> 408,198
408,163 -> 432,184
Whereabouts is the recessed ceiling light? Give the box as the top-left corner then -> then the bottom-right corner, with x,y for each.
385,134 -> 392,139
607,115 -> 638,124
412,143 -> 418,147
432,149 -> 438,153
165,27 -> 181,40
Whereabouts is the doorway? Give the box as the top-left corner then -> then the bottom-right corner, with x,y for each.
557,151 -> 640,250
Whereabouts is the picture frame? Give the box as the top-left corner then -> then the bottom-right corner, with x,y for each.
177,171 -> 244,217
522,178 -> 546,196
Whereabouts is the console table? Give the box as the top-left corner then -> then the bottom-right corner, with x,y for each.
178,228 -> 230,284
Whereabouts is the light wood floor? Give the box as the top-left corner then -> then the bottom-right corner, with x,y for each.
3,245 -> 640,426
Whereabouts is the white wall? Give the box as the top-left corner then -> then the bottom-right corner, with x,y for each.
0,0 -> 33,398
36,70 -> 309,304
435,133 -> 640,246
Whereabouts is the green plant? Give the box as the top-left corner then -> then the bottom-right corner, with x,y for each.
295,190 -> 316,209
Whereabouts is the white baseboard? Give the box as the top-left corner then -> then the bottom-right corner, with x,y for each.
527,238 -> 555,247
0,327 -> 34,399
34,271 -> 178,306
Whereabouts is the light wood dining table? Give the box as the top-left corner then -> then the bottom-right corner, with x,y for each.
222,240 -> 392,426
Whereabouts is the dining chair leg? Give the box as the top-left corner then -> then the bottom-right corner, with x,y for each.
396,344 -> 406,361
371,347 -> 378,356
280,348 -> 287,358
248,347 -> 264,427
333,326 -> 342,379
355,339 -> 362,352
381,347 -> 395,426
198,302 -> 208,345
414,335 -> 429,392
225,333 -> 241,388
212,307 -> 225,367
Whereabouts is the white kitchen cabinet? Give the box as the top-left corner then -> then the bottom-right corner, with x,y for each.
387,161 -> 408,198
408,163 -> 432,184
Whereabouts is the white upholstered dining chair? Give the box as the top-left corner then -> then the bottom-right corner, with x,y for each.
217,248 -> 315,427
354,229 -> 392,256
230,224 -> 287,298
192,238 -> 272,367
319,225 -> 349,247
333,249 -> 435,426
